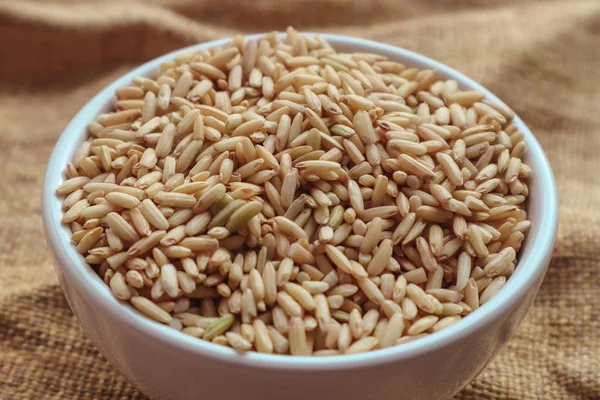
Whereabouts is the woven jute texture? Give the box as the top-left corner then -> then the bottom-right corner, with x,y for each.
1,0 -> 599,398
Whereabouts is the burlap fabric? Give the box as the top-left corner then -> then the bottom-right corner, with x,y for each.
1,0 -> 598,398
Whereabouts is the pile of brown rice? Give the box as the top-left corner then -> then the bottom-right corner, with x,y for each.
57,28 -> 531,356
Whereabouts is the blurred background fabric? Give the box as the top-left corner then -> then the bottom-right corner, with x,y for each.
1,0 -> 599,398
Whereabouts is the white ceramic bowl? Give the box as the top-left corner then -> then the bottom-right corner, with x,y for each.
42,33 -> 558,400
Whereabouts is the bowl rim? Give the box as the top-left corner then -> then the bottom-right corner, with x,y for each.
42,32 -> 558,371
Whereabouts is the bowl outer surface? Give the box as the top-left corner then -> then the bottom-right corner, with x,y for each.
43,33 -> 558,400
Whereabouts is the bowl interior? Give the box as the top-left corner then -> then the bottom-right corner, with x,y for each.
42,33 -> 558,370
